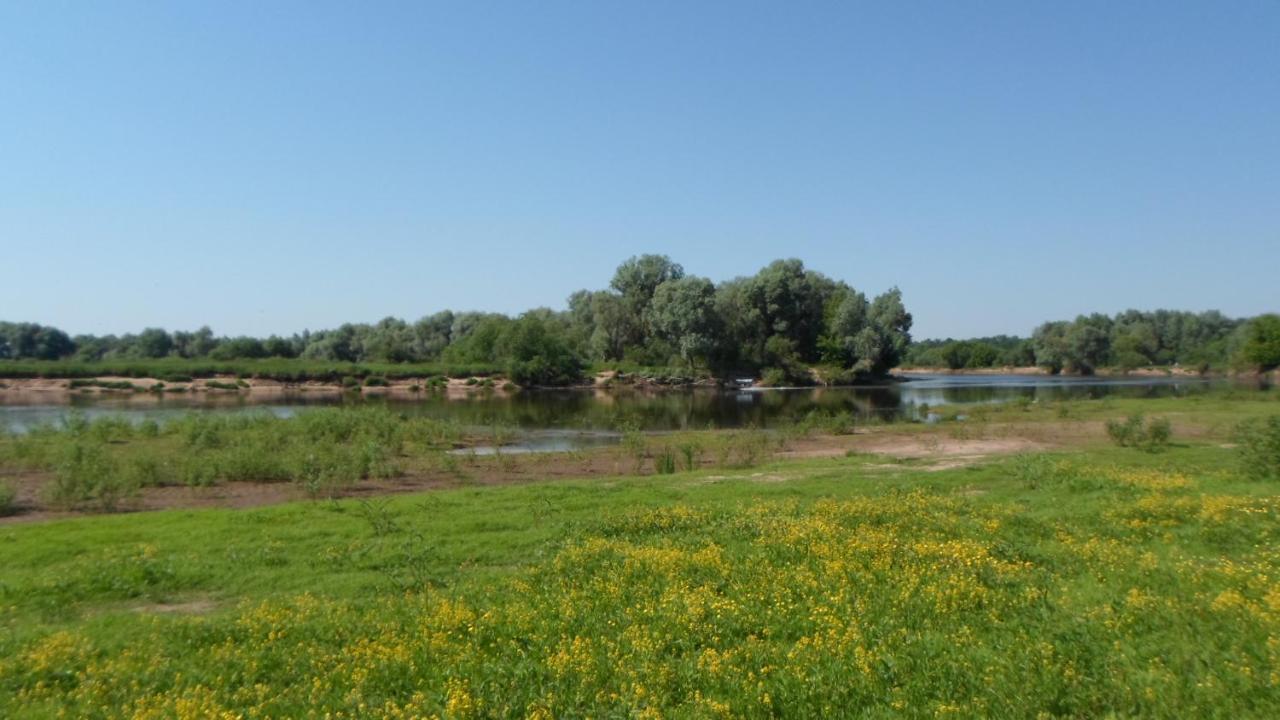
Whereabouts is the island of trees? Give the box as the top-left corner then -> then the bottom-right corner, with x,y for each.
0,255 -> 912,386
3,255 -> 1276,386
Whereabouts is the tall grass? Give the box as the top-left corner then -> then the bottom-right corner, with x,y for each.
1,407 -> 466,509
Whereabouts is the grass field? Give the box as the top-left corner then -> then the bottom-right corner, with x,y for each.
1,394 -> 1279,717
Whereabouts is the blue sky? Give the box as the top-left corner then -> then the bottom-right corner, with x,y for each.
1,1 -> 1276,340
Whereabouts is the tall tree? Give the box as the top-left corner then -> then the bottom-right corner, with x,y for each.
646,276 -> 720,367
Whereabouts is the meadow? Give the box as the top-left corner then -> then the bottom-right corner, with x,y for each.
1,392 -> 1279,717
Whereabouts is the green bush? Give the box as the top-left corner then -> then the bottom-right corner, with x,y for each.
124,455 -> 171,487
49,442 -> 136,511
179,457 -> 218,487
364,376 -> 390,387
1106,413 -> 1173,452
0,481 -> 15,516
653,447 -> 677,475
1236,416 -> 1280,481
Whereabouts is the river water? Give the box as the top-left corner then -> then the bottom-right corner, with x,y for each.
0,373 -> 1245,438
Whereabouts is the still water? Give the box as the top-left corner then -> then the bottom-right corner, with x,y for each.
0,373 -> 1241,437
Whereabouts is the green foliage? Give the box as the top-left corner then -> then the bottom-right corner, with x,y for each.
1106,413 -> 1173,452
653,446 -> 677,475
5,398 -> 1280,717
1235,415 -> 1280,481
0,480 -> 15,516
645,275 -> 719,368
500,314 -> 584,387
1240,314 -> 1280,371
363,376 -> 389,387
50,442 -> 137,511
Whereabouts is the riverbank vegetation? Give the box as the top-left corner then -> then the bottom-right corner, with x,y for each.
1,255 -> 911,386
2,391 -> 1279,717
907,310 -> 1280,374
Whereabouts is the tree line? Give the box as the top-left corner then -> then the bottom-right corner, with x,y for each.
0,256 -> 913,386
906,310 -> 1280,373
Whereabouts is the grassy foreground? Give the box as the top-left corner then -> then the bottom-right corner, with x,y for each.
2,402 -> 1280,717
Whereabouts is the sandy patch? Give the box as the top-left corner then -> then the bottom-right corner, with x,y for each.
131,598 -> 219,615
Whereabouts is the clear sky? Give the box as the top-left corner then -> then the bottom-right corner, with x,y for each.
1,1 -> 1276,340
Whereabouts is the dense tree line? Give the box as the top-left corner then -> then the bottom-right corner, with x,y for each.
904,335 -> 1035,370
907,310 -> 1280,374
0,256 -> 912,385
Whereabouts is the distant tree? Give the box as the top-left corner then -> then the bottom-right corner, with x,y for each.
412,311 -> 455,360
999,340 -> 1036,367
1065,314 -> 1112,374
262,335 -> 297,358
646,276 -> 720,367
361,317 -> 415,362
609,254 -> 684,348
499,313 -> 584,386
135,328 -> 174,358
210,336 -> 267,360
1032,321 -> 1071,373
190,326 -> 219,357
738,259 -> 835,364
442,316 -> 512,365
1241,314 -> 1280,371
586,292 -> 630,362
821,289 -> 869,367
860,288 -> 913,375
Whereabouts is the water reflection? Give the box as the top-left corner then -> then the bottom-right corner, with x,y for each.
0,373 -> 1243,435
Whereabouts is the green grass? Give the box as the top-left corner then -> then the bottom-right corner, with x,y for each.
0,357 -> 505,382
2,421 -> 1279,717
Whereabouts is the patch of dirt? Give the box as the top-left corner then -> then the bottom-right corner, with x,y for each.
131,598 -> 219,615
779,431 -> 1045,462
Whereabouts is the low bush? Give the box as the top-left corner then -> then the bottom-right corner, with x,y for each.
1236,415 -> 1280,481
49,442 -> 137,512
0,481 -> 15,516
653,447 -> 677,475
1106,413 -> 1173,452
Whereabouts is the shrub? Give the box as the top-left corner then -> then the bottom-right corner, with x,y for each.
1236,416 -> 1280,481
124,455 -> 171,487
217,443 -> 292,483
364,376 -> 390,387
654,447 -> 677,475
341,376 -> 361,389
678,440 -> 703,471
49,442 -> 136,511
0,481 -> 15,516
179,457 -> 218,487
204,380 -> 241,391
1106,413 -> 1173,452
